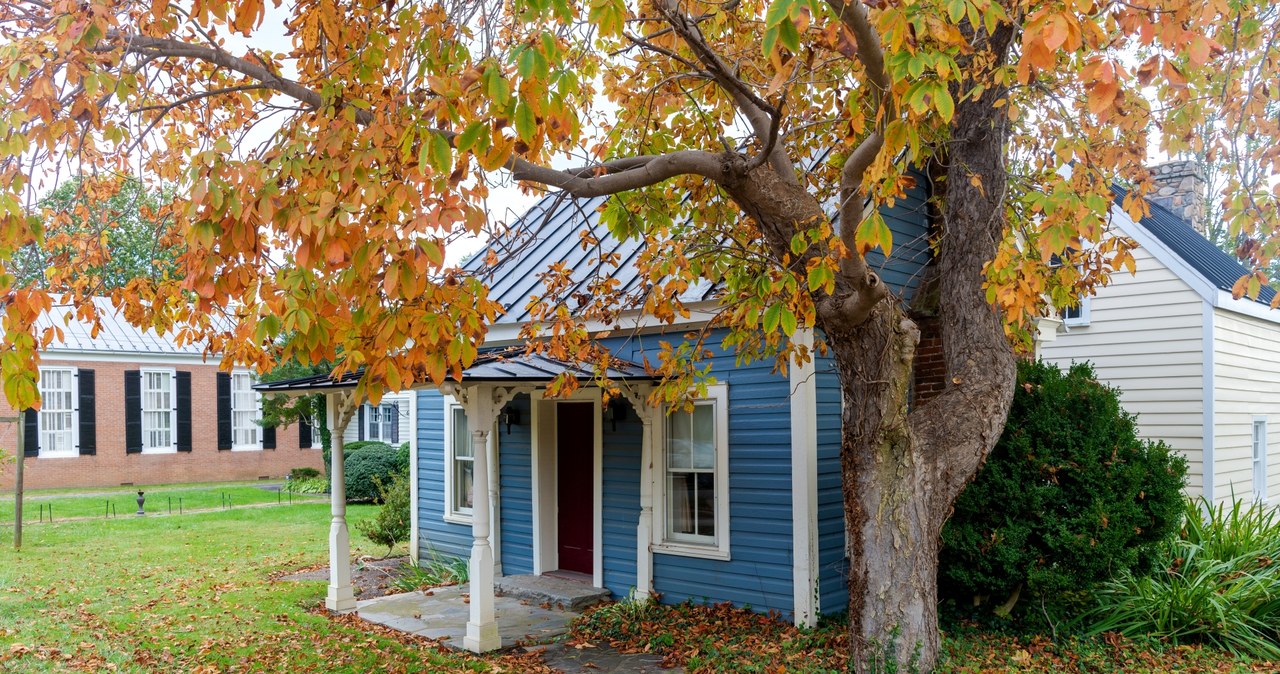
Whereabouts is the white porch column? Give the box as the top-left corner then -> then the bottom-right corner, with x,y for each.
464,388 -> 500,653
326,393 -> 357,612
636,409 -> 656,599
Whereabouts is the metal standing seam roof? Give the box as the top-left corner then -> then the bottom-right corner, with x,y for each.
1115,186 -> 1277,306
35,296 -> 208,355
252,348 -> 655,393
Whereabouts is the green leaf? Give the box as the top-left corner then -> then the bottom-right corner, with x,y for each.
934,84 -> 955,123
779,307 -> 797,336
430,132 -> 452,172
763,303 -> 783,333
514,100 -> 537,142
778,20 -> 801,53
855,211 -> 893,255
456,121 -> 487,153
765,0 -> 793,28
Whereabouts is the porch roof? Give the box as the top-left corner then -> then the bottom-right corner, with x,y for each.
252,348 -> 655,395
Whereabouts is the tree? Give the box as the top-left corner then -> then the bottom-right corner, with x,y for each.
9,175 -> 182,290
0,0 -> 1276,670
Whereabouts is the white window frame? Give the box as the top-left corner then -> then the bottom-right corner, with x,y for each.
442,398 -> 474,524
36,367 -> 78,458
365,402 -> 398,443
1252,416 -> 1268,503
653,383 -> 731,561
1061,295 -> 1091,327
230,371 -> 262,451
140,368 -> 177,454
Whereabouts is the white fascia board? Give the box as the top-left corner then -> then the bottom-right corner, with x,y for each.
40,350 -> 216,365
1211,291 -> 1280,325
482,301 -> 722,346
1109,205 -> 1218,304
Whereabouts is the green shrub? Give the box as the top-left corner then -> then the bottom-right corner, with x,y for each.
356,472 -> 411,554
395,442 -> 410,474
290,476 -> 328,494
344,440 -> 393,454
344,444 -> 401,503
1089,498 -> 1280,660
940,360 -> 1187,609
391,551 -> 469,592
289,467 -> 321,480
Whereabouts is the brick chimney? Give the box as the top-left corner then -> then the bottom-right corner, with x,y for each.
1149,160 -> 1207,233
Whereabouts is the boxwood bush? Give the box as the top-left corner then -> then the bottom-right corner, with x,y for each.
344,444 -> 402,503
939,359 -> 1187,610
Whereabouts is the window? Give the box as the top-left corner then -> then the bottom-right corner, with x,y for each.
1061,296 -> 1091,327
655,384 -> 730,559
366,403 -> 398,442
1253,417 -> 1268,502
443,402 -> 473,522
141,369 -> 175,453
231,372 -> 261,450
38,368 -> 76,457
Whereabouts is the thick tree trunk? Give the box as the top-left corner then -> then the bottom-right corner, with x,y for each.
830,74 -> 1017,674
719,77 -> 1015,671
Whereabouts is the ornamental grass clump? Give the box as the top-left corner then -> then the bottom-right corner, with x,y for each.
939,360 -> 1187,614
1089,498 -> 1280,660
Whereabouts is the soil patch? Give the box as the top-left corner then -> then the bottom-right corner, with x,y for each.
277,556 -> 410,599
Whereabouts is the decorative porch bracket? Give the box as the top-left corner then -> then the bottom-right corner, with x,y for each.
326,391 -> 359,612
619,386 -> 657,600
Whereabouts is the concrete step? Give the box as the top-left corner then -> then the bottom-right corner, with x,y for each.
495,573 -> 612,611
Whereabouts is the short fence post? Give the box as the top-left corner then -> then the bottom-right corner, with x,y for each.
179,497 -> 183,515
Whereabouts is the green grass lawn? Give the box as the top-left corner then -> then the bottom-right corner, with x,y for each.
0,502 -> 526,673
0,481 -> 326,522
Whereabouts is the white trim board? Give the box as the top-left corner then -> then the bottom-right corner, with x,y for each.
531,392 -> 605,588
789,329 -> 820,628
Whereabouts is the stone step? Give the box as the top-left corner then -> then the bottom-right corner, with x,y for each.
495,574 -> 612,611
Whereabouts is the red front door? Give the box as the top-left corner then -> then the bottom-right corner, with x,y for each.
556,403 -> 594,574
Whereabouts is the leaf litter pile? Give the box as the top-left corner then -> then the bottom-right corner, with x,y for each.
569,600 -> 1280,673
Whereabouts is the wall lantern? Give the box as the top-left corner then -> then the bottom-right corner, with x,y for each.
501,407 -> 521,435
603,398 -> 628,431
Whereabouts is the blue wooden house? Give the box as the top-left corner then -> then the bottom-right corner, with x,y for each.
403,172 -> 937,650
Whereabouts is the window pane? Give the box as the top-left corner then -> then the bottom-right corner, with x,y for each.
691,404 -> 715,470
667,410 -> 691,470
668,472 -> 695,535
695,472 -> 715,537
452,408 -> 470,458
454,458 -> 474,511
382,404 -> 396,439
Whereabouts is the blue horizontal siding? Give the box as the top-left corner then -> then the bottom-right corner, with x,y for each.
864,168 -> 933,301
602,407 -> 642,599
499,394 -> 534,576
815,353 -> 848,615
605,331 -> 796,616
416,390 -> 472,561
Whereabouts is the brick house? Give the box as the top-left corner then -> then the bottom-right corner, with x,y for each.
0,298 -> 324,490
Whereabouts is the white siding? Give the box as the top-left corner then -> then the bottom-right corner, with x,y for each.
1039,245 -> 1207,495
1212,309 -> 1280,503
342,391 -> 415,446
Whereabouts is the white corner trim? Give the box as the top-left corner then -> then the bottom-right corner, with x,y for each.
1201,302 -> 1216,504
789,329 -> 820,628
409,390 -> 420,563
442,396 -> 475,525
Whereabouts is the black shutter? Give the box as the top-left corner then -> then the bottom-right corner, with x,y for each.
357,404 -> 366,441
124,370 -> 142,454
216,372 -> 232,450
390,403 -> 400,444
176,371 -> 192,452
263,424 -> 276,449
22,408 -> 38,457
299,418 -> 313,449
77,370 -> 96,455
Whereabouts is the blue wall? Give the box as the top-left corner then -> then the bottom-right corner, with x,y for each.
416,389 -> 473,560
864,168 -> 933,301
498,394 -> 535,576
601,409 -> 642,599
605,332 -> 796,616
814,353 -> 848,615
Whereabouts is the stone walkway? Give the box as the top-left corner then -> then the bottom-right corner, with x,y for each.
535,642 -> 680,673
357,584 -> 577,648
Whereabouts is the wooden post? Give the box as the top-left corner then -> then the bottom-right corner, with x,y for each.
325,393 -> 356,612
635,409 -> 654,599
12,412 -> 24,550
463,387 -> 500,653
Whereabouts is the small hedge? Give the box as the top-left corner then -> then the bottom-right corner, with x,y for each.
940,359 -> 1187,609
344,444 -> 402,503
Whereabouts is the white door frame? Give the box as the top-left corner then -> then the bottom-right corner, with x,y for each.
530,390 -> 604,588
